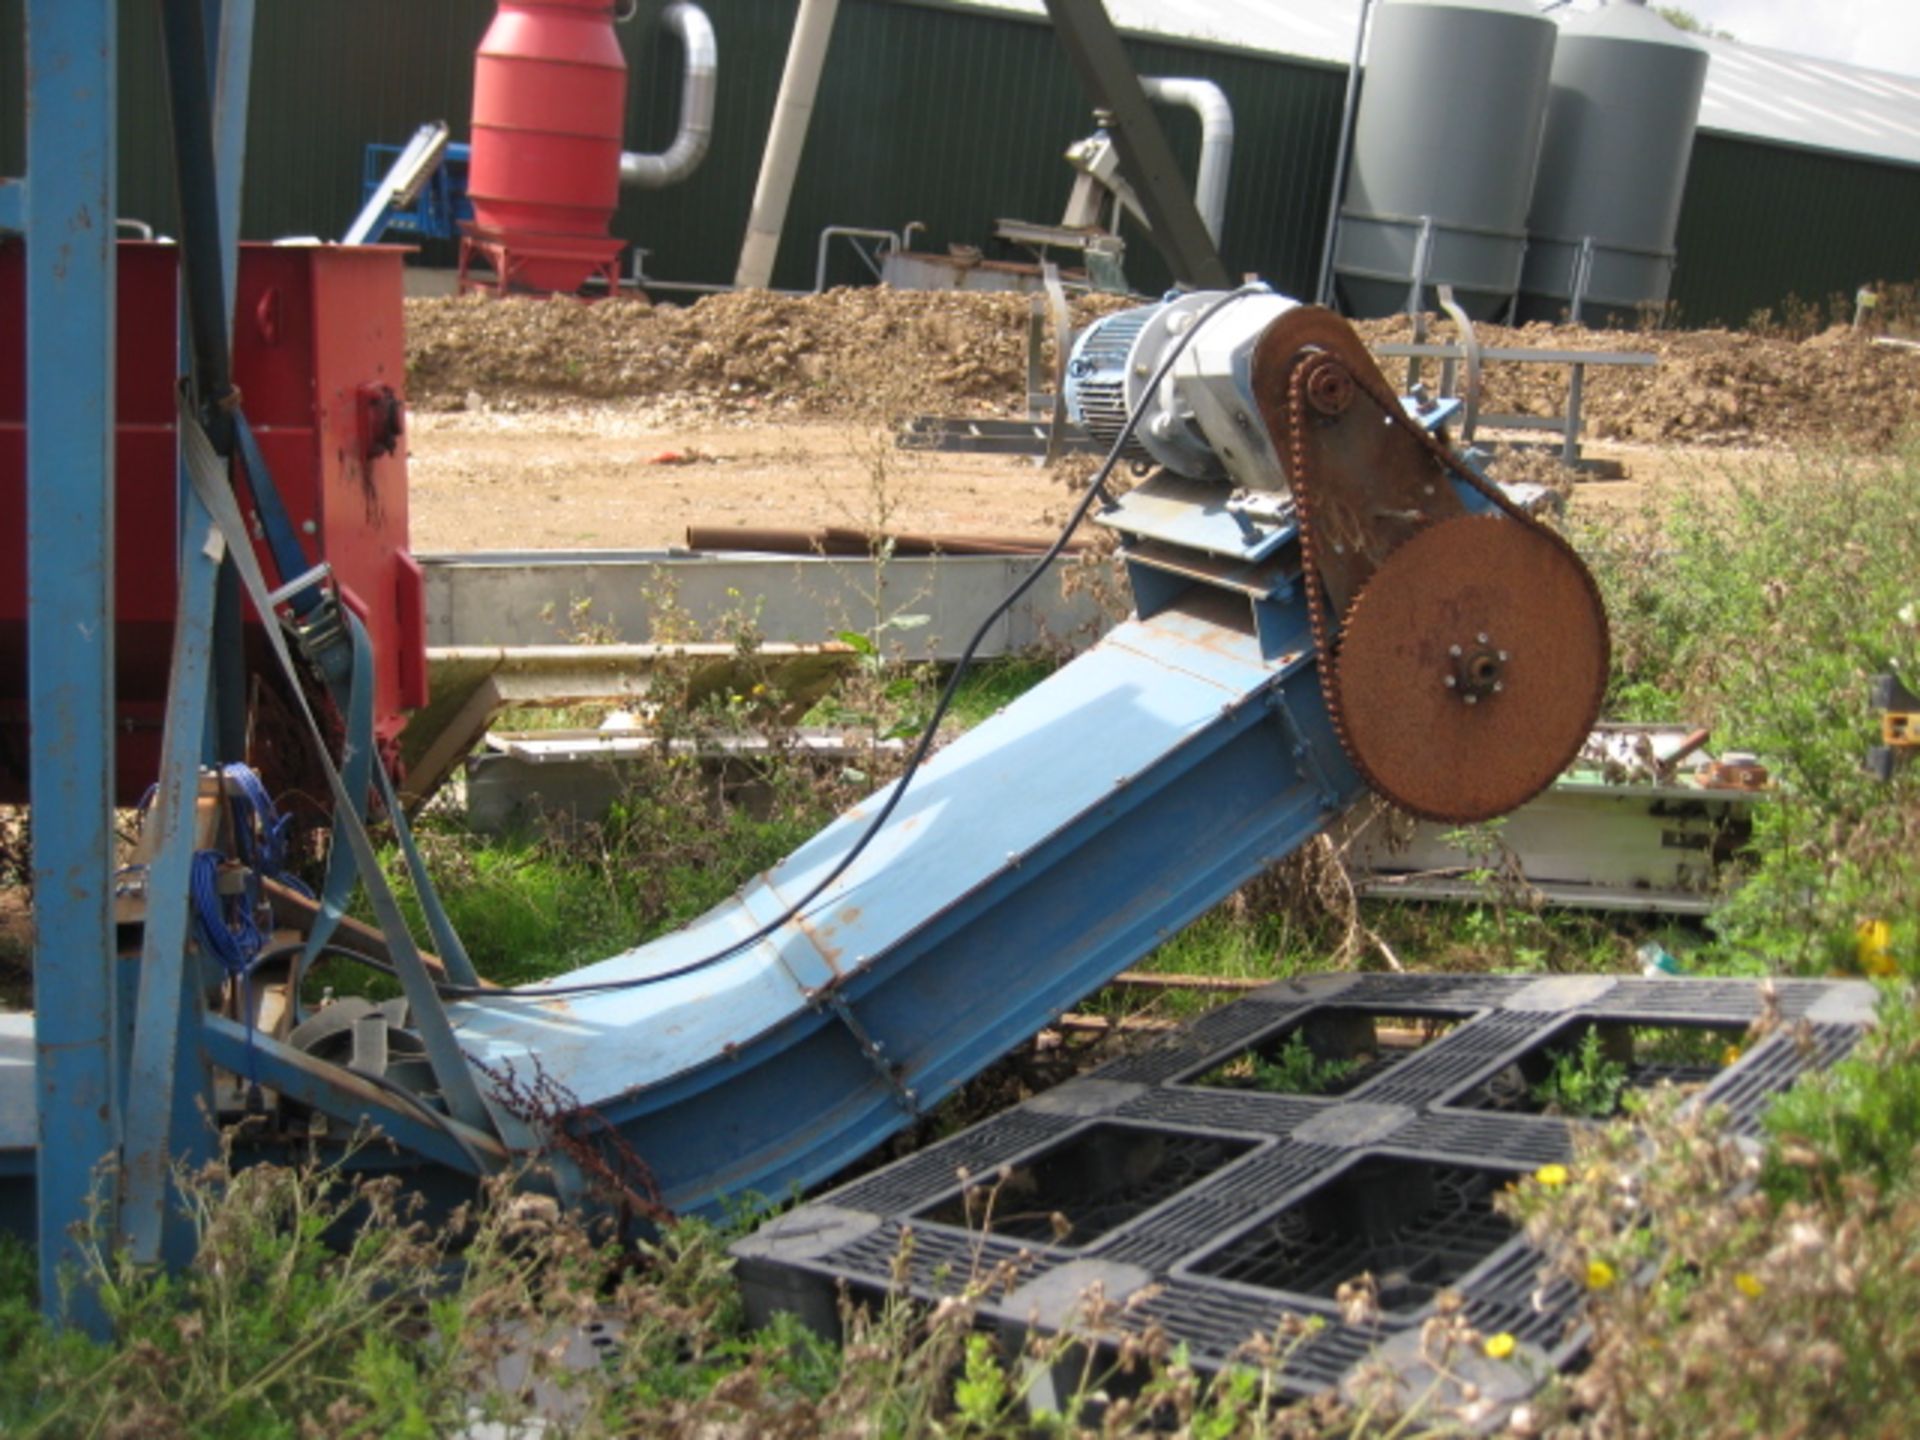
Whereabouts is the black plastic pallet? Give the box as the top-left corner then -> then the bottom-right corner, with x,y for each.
731,972 -> 1876,1409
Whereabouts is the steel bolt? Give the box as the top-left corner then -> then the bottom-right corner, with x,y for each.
1465,694 -> 1479,705
1444,675 -> 1457,688
1476,632 -> 1489,644
1306,365 -> 1354,416
1449,644 -> 1463,657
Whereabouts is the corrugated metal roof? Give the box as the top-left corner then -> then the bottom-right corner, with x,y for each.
1695,38 -> 1920,166
947,0 -> 1920,170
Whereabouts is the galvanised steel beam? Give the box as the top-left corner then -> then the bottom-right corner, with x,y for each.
24,0 -> 120,1330
205,0 -> 254,315
1042,0 -> 1231,290
202,0 -> 256,768
120,522 -> 223,1266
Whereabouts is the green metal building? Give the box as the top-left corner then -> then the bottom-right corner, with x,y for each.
3,0 -> 1916,325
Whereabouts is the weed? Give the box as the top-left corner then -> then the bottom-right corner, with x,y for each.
1530,1027 -> 1630,1119
1575,445 -> 1920,977
1763,982 -> 1920,1202
1248,1033 -> 1360,1096
1504,990 -> 1920,1436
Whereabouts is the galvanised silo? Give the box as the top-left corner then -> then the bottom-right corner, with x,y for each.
1518,2 -> 1708,325
1334,0 -> 1557,321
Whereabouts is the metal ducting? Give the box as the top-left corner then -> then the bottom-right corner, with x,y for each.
1140,76 -> 1234,245
620,3 -> 718,189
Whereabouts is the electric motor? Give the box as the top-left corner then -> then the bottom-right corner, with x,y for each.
1063,288 -> 1298,491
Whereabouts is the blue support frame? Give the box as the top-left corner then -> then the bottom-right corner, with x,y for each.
123,0 -> 257,1268
22,0 -> 120,1330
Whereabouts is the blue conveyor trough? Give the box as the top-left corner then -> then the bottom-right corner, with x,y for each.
6,2 -> 1617,1336
454,585 -> 1360,1213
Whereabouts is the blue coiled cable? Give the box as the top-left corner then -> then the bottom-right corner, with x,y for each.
185,762 -> 313,1089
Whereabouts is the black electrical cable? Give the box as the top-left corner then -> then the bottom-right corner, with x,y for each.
434,285 -> 1270,1003
253,936 -> 404,1014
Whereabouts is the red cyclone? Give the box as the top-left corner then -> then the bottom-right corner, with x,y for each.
467,0 -> 628,293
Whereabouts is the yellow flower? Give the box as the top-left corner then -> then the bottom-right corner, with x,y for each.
1734,1271 -> 1765,1298
1586,1258 -> 1617,1291
1721,1044 -> 1743,1066
1856,918 -> 1896,977
1483,1332 -> 1517,1360
1534,1163 -> 1570,1188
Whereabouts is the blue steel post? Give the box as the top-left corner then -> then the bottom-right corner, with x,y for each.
123,0 -> 257,1265
203,0 -> 254,768
24,0 -> 120,1328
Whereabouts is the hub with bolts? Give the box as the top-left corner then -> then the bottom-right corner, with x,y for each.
1443,633 -> 1508,704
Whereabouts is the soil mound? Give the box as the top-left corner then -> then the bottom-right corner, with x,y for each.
1353,315 -> 1920,451
407,289 -> 1920,451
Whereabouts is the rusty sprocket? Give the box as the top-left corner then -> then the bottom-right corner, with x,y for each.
1249,305 -> 1609,821
1327,513 -> 1610,823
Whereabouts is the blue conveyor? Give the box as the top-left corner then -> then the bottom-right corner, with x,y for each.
453,585 -> 1362,1213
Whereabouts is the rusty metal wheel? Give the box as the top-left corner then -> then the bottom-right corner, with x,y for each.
1327,512 -> 1609,823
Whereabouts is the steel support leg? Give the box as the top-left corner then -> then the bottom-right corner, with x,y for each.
25,0 -> 120,1331
121,533 -> 223,1265
125,0 -> 257,1266
1041,0 -> 1231,290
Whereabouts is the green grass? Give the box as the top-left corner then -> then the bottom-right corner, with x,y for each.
941,655 -> 1060,729
1577,444 -> 1920,979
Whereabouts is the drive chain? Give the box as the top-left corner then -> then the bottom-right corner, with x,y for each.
1275,325 -> 1609,811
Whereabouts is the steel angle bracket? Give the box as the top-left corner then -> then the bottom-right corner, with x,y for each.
1267,681 -> 1342,814
809,985 -> 923,1119
200,1018 -> 508,1177
179,419 -> 526,1157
